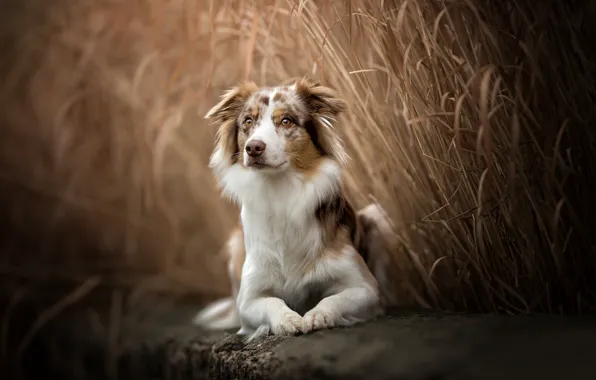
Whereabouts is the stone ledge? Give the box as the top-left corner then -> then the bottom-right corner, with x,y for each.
16,300 -> 596,380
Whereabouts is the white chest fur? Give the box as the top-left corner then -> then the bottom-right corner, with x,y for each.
237,165 -> 336,310
240,202 -> 325,313
213,156 -> 341,309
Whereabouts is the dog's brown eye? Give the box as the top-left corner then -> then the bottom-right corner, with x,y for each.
243,117 -> 253,126
281,117 -> 292,127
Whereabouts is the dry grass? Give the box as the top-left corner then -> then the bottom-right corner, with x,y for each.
1,0 -> 595,322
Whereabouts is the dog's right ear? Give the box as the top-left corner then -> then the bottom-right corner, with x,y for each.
205,81 -> 259,122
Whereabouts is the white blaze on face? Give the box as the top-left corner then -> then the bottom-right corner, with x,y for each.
243,90 -> 288,168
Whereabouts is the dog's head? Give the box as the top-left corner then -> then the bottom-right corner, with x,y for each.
205,77 -> 348,175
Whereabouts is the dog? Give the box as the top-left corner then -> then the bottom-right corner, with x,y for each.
194,77 -> 393,341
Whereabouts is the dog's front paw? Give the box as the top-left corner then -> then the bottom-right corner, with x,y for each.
270,311 -> 304,336
302,307 -> 338,333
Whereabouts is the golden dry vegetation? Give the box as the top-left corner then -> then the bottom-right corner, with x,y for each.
1,0 -> 595,321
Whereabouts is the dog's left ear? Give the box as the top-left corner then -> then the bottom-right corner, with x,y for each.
292,77 -> 348,164
292,77 -> 346,118
205,81 -> 259,122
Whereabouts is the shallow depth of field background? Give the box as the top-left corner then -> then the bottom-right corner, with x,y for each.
1,0 -> 595,327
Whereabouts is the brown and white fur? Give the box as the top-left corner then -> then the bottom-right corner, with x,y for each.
194,77 -> 386,341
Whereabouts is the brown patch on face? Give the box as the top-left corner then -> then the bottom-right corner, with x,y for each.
272,92 -> 286,102
271,108 -> 284,123
280,77 -> 349,165
258,94 -> 270,106
283,124 -> 323,174
269,102 -> 324,174
248,104 -> 260,119
235,131 -> 248,166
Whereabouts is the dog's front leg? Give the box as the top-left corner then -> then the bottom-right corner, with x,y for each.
302,249 -> 382,333
302,285 -> 381,333
236,262 -> 303,340
237,295 -> 304,339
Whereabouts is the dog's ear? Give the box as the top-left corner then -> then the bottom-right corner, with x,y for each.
205,81 -> 259,122
206,81 -> 258,168
293,77 -> 346,117
292,77 -> 348,164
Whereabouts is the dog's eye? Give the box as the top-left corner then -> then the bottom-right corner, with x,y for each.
281,117 -> 292,127
243,117 -> 253,126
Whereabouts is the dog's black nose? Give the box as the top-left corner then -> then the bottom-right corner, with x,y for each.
246,140 -> 266,157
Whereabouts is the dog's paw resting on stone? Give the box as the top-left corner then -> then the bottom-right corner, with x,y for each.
302,307 -> 338,333
270,311 -> 304,336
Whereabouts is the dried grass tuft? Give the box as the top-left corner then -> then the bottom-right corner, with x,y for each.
1,0 -> 595,321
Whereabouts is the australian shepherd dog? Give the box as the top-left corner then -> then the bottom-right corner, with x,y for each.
193,77 -> 393,342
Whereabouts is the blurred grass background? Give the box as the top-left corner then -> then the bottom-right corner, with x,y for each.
1,0 -> 596,355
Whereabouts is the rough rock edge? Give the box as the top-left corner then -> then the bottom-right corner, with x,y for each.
13,302 -> 596,380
